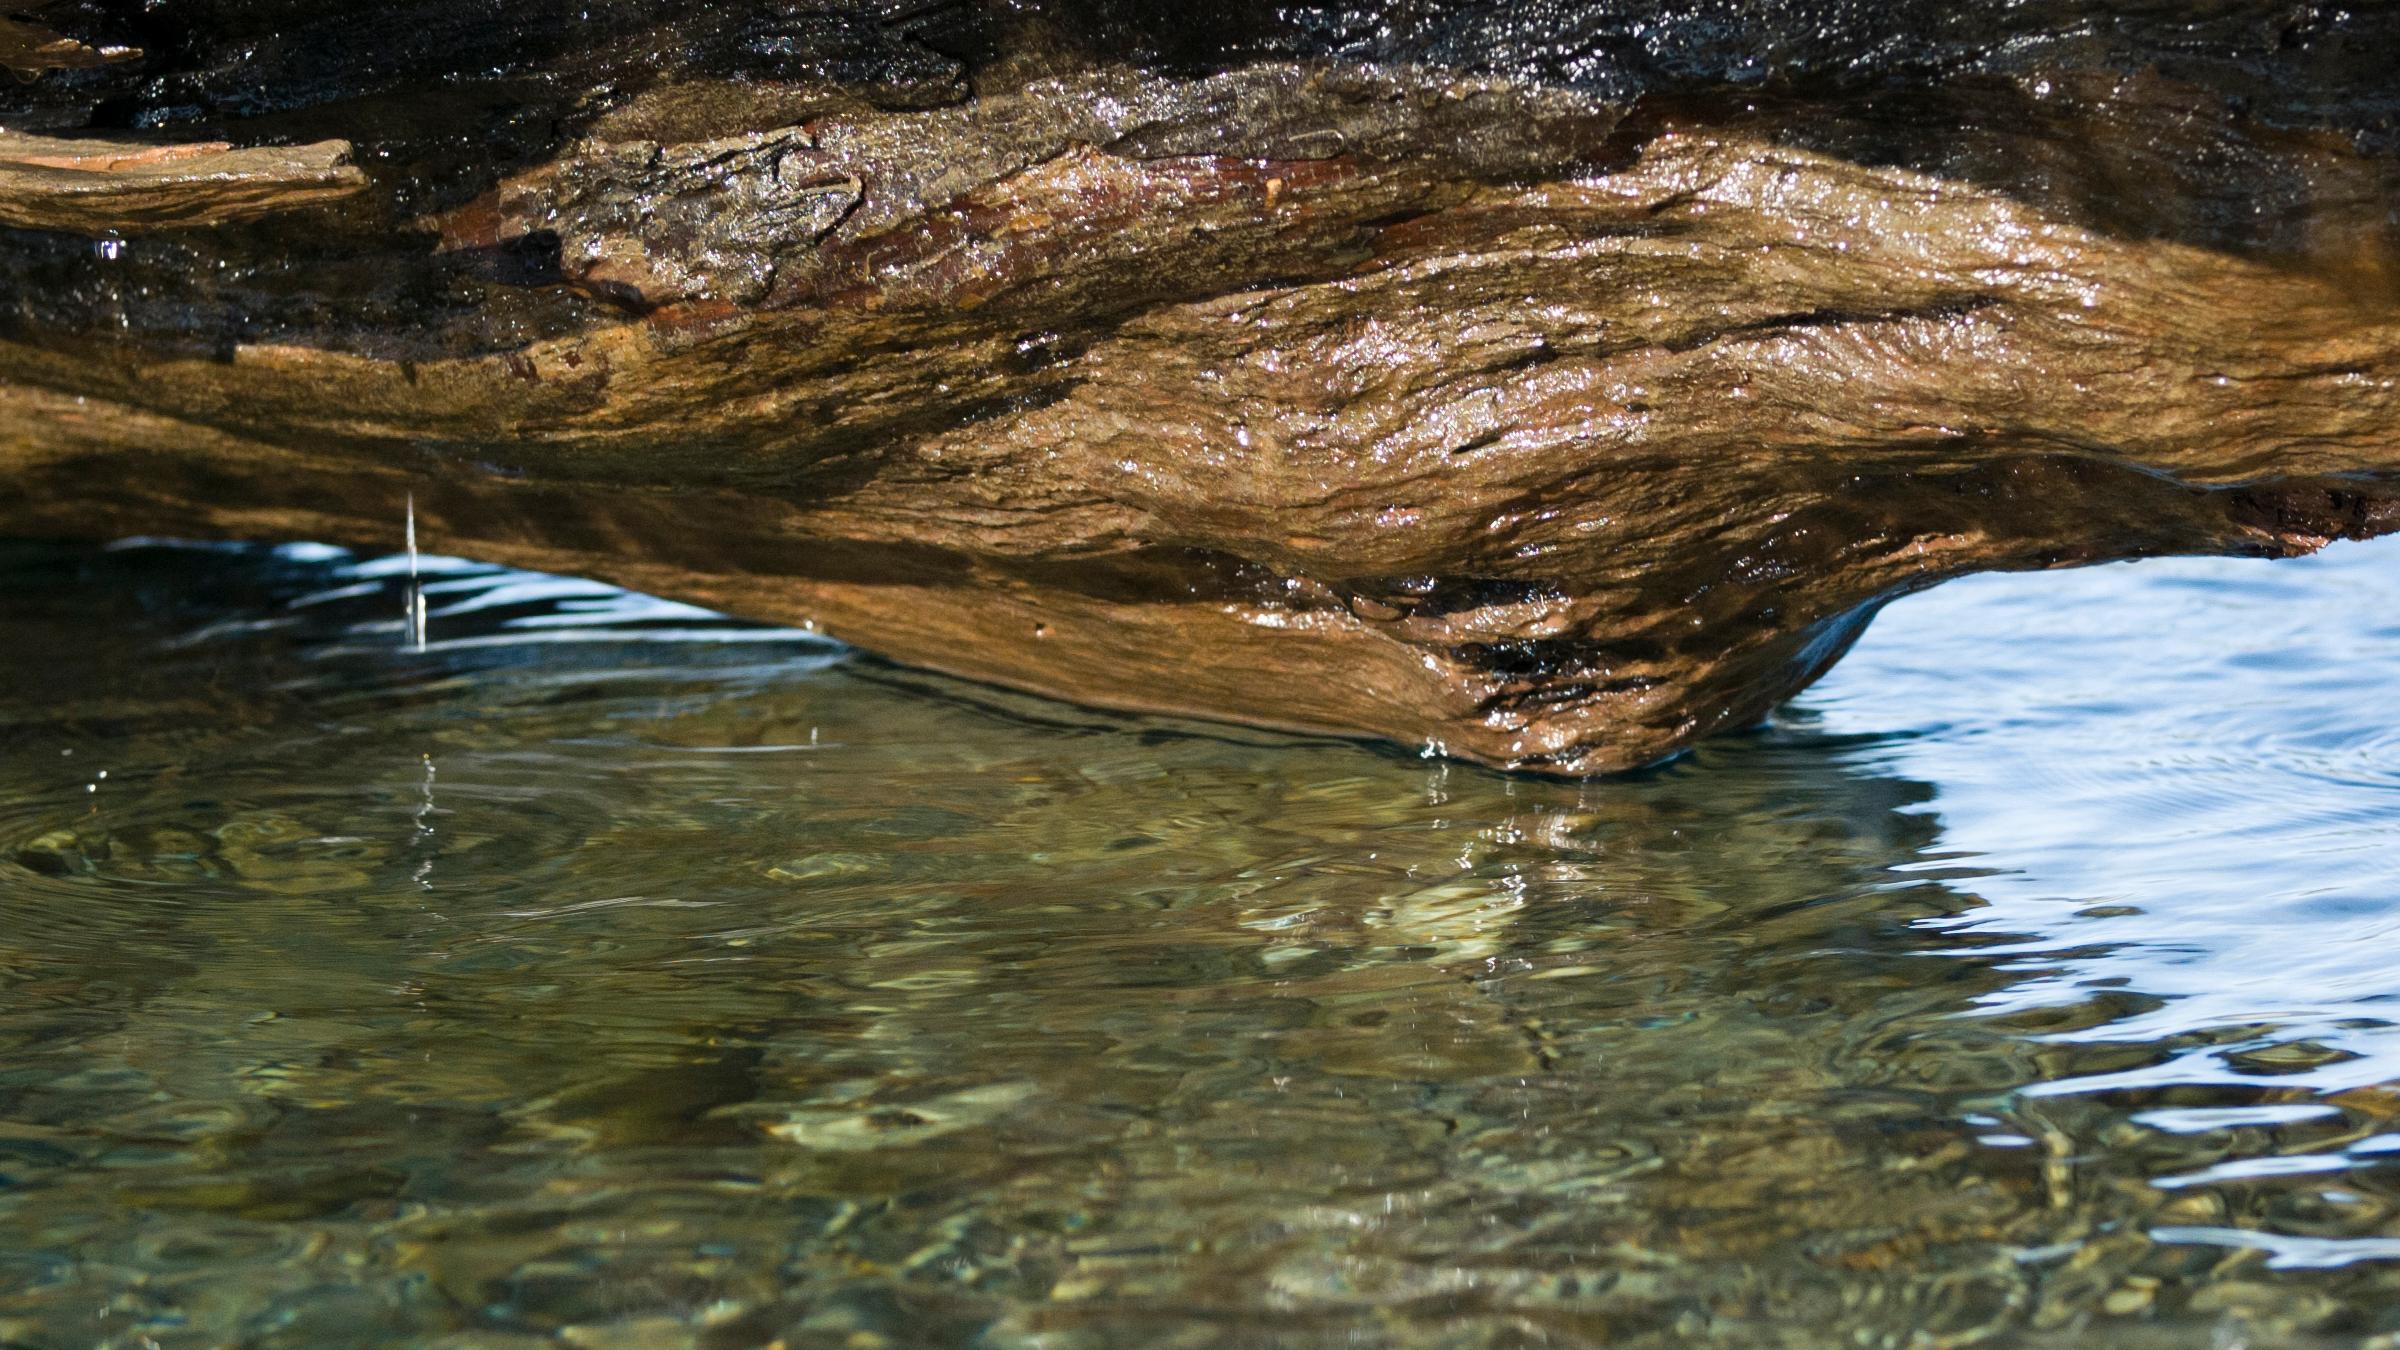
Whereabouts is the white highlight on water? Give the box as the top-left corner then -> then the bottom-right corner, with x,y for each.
404,493 -> 427,652
412,752 -> 438,892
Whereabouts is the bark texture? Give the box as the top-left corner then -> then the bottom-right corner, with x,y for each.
0,130 -> 365,232
3,3 -> 2398,771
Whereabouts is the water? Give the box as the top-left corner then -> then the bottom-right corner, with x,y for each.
0,534 -> 2396,1348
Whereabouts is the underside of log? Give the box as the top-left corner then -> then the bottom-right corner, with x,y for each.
4,2 -> 2398,772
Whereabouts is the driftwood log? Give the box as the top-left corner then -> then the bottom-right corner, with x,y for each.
4,2 -> 2398,771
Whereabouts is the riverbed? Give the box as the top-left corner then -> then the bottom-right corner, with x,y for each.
1,535 -> 2396,1346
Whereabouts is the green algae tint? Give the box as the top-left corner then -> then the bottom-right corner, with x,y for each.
2,536 -> 2399,1348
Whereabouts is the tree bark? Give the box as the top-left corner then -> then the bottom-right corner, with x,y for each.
4,2 -> 2398,771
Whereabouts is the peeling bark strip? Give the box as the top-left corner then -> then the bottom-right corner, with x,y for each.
3,3 -> 2400,772
0,15 -> 135,80
0,131 -> 366,232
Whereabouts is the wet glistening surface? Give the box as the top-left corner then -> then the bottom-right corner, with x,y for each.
1,535 -> 2396,1347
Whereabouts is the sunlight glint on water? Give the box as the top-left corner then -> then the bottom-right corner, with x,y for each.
0,534 -> 2395,1346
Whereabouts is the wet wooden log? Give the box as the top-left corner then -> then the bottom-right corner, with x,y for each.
0,14 -> 134,80
0,131 -> 366,232
2,4 -> 2397,771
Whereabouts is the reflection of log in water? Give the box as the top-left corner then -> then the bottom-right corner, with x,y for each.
2,533 -> 2392,1340
4,3 -> 2399,772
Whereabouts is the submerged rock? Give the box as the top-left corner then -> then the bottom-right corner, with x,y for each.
2,3 -> 2397,771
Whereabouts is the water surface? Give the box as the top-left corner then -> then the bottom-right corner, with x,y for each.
1,535 -> 2397,1347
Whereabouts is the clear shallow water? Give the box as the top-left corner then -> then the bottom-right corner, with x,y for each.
0,535 -> 2396,1348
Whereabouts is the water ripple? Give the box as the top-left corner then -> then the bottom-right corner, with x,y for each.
0,534 -> 2397,1344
